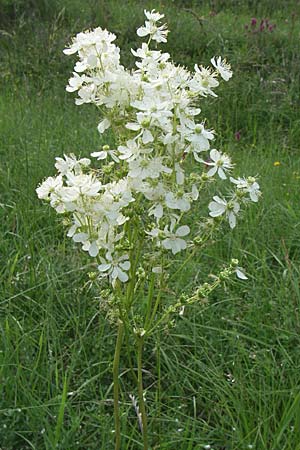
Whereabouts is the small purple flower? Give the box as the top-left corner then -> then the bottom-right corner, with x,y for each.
235,131 -> 241,141
251,17 -> 257,26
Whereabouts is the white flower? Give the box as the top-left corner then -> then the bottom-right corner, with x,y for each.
131,97 -> 173,126
66,72 -> 85,92
190,65 -> 219,97
181,122 -> 214,160
63,27 -> 117,56
72,232 -> 100,257
66,173 -> 102,197
144,9 -> 165,22
37,11 -> 261,294
209,195 -> 240,228
36,175 -> 63,199
98,253 -> 130,285
126,113 -> 154,144
230,176 -> 261,202
91,145 -> 119,162
205,149 -> 233,179
165,191 -> 190,212
137,10 -> 169,43
208,195 -> 227,217
128,157 -> 172,180
143,182 -> 166,219
118,140 -> 152,161
55,154 -> 91,175
131,43 -> 160,60
75,84 -> 96,105
211,57 -> 232,81
162,221 -> 190,255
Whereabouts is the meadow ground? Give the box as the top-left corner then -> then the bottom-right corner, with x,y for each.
1,1 -> 300,449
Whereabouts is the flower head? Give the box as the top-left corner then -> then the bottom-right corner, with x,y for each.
205,149 -> 233,179
211,56 -> 232,81
37,9 -> 260,288
137,9 -> 169,43
98,253 -> 131,286
162,221 -> 190,255
209,195 -> 240,228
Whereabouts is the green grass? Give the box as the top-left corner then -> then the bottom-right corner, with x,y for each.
1,1 -> 300,449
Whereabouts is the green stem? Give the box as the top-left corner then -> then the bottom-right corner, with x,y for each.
137,336 -> 149,450
113,321 -> 124,450
169,248 -> 197,283
156,330 -> 161,443
124,325 -> 138,384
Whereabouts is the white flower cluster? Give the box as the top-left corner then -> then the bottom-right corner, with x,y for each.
37,10 -> 260,286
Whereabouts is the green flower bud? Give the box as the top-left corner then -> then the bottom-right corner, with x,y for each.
231,258 -> 239,266
193,236 -> 203,245
88,271 -> 98,281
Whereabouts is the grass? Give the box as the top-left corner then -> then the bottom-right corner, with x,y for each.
1,0 -> 300,448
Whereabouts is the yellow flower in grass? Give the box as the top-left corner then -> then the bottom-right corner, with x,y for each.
273,161 -> 281,166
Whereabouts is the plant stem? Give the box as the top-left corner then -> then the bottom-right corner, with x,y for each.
137,336 -> 149,450
113,321 -> 124,450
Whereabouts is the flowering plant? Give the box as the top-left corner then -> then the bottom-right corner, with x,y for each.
37,9 -> 260,449
245,17 -> 276,34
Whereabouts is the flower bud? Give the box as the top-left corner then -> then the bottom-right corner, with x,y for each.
231,258 -> 239,267
88,271 -> 98,280
193,236 -> 203,245
136,267 -> 146,279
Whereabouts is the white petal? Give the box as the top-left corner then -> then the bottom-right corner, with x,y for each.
192,185 -> 199,201
233,202 -> 240,213
228,212 -> 236,228
97,118 -> 111,134
137,27 -> 149,37
209,202 -> 225,215
91,151 -> 107,159
73,232 -> 88,242
117,268 -> 129,283
87,54 -> 98,68
236,268 -> 248,280
171,238 -> 186,254
207,166 -> 218,177
142,129 -> 154,144
210,149 -> 220,161
98,263 -> 111,272
218,167 -> 227,179
162,238 -> 172,251
176,225 -> 190,237
111,152 -> 120,163
126,122 -> 140,131
63,47 -> 77,55
213,195 -> 226,205
193,152 -> 204,162
154,203 -> 163,218
88,242 -> 99,257
250,192 -> 258,202
67,224 -> 77,237
119,261 -> 130,271
152,266 -> 162,274
210,56 -> 217,68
